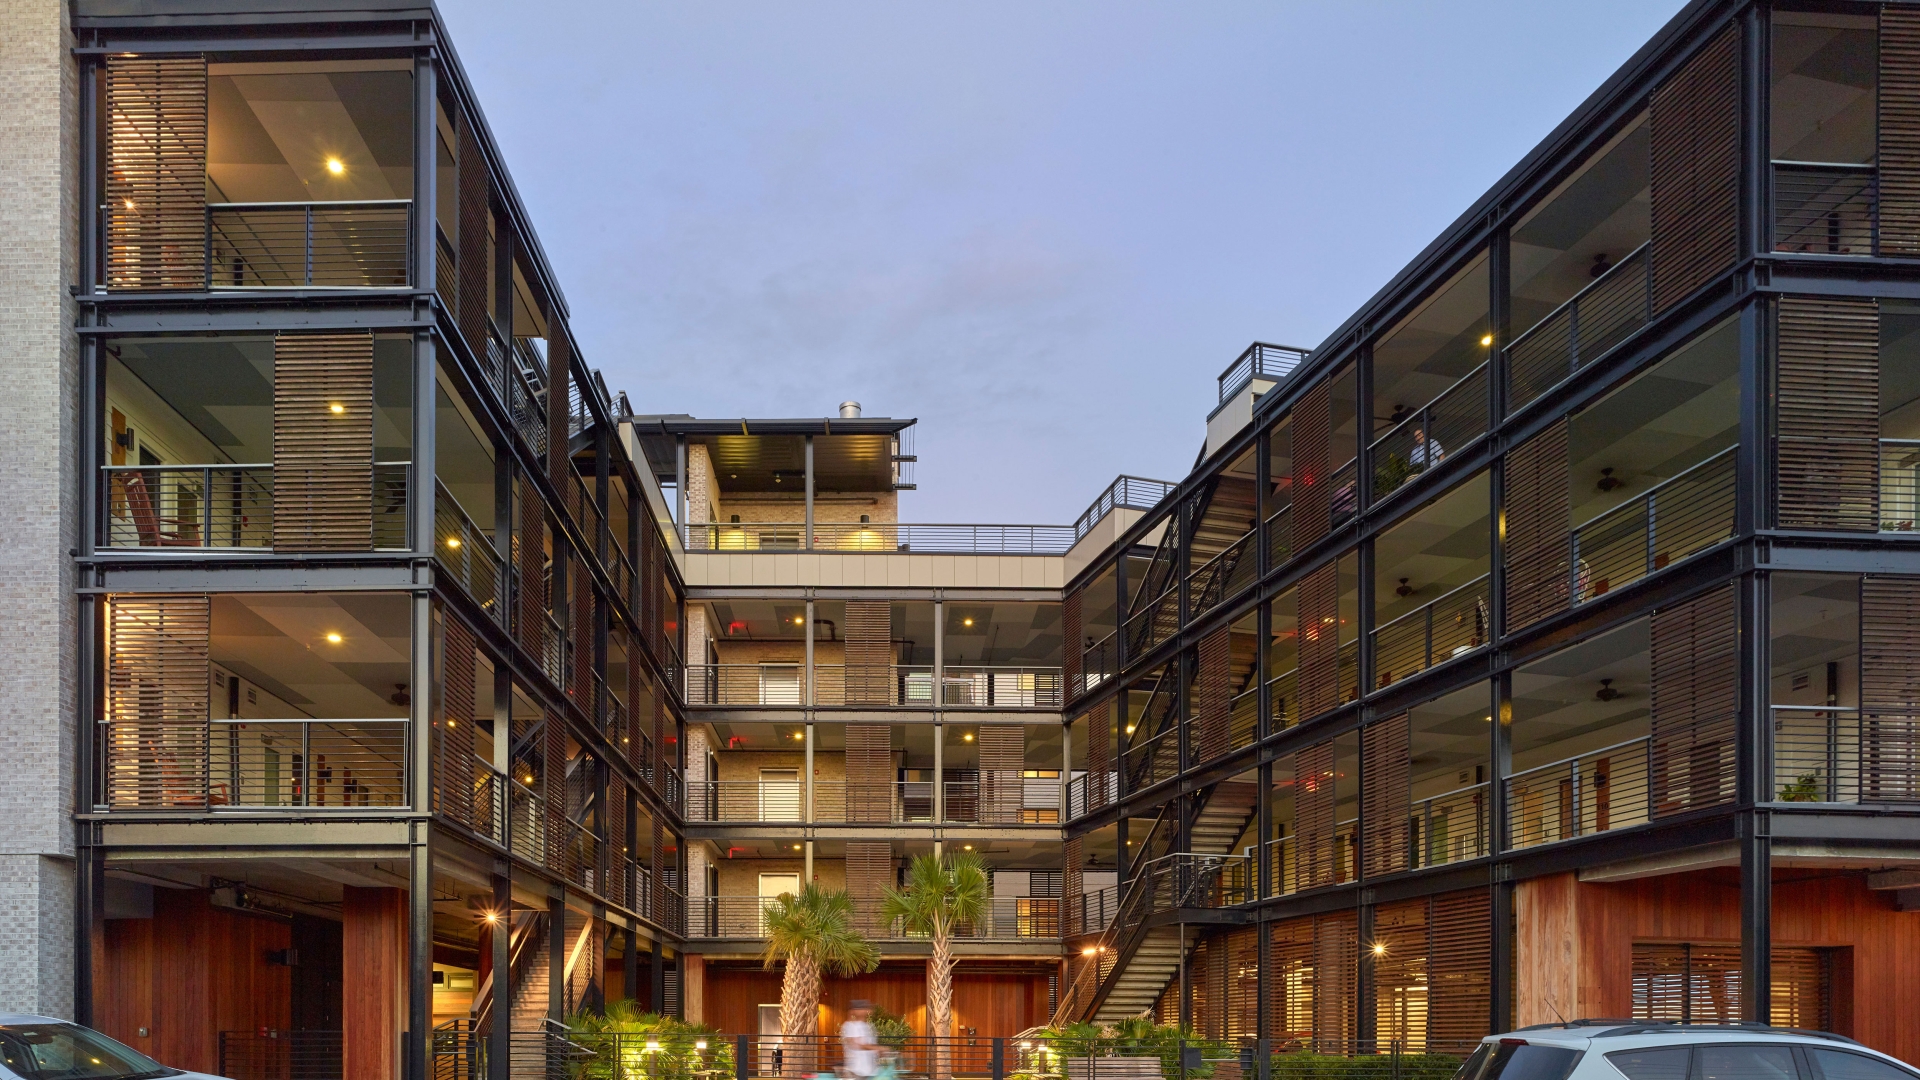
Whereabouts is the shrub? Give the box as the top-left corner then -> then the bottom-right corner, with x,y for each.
565,1000 -> 734,1080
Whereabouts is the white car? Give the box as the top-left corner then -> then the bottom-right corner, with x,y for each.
0,1016 -> 228,1080
1456,1022 -> 1917,1080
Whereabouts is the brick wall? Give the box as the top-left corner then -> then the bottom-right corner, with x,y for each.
0,0 -> 78,1019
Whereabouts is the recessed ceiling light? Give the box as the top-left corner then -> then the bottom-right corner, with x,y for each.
962,617 -> 974,627
325,632 -> 342,644
962,732 -> 974,742
325,157 -> 345,176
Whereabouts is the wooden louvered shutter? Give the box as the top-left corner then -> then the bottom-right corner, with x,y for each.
1298,562 -> 1340,718
1296,741 -> 1339,890
605,777 -> 628,907
1429,887 -> 1493,1045
1269,916 -> 1315,1042
651,816 -> 665,921
570,565 -> 594,711
1649,583 -> 1738,816
1194,627 -> 1233,763
105,56 -> 207,291
548,335 -> 572,493
1776,296 -> 1880,531
1361,713 -> 1411,878
440,616 -> 477,827
1861,576 -> 1920,800
1504,419 -> 1571,632
1062,836 -> 1084,936
518,474 -> 546,656
106,594 -> 210,808
1650,25 -> 1741,313
273,332 -> 374,551
1373,898 -> 1429,1048
845,600 -> 892,705
1228,926 -> 1259,1041
1881,7 -> 1920,254
1087,699 -> 1111,809
544,713 -> 567,873
1313,911 -> 1358,1050
455,112 -> 490,351
1063,590 -> 1083,699
845,841 -> 892,933
1292,382 -> 1332,552
978,725 -> 1024,824
846,724 -> 892,822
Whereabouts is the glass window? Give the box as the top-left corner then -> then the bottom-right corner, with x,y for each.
1482,1044 -> 1583,1080
436,366 -> 496,532
1771,574 -> 1860,802
0,1023 -> 171,1080
1809,1049 -> 1920,1080
1696,1045 -> 1798,1080
1605,1048 -> 1692,1080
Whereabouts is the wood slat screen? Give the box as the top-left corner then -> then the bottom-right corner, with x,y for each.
547,336 -> 572,492
455,111 -> 490,348
544,712 -> 568,874
1190,936 -> 1221,1039
1503,419 -> 1571,632
1194,627 -> 1234,764
1429,887 -> 1493,1045
105,55 -> 207,290
1268,916 -> 1316,1044
1312,911 -> 1358,1050
1227,926 -> 1259,1041
1296,741 -> 1339,890
439,615 -> 477,828
1861,576 -> 1920,801
518,474 -> 547,657
1631,942 -> 1743,1022
1361,713 -> 1412,878
1373,898 -> 1430,1049
570,563 -> 593,711
106,593 -> 211,808
273,332 -> 375,551
845,841 -> 893,934
1292,381 -> 1333,553
1087,700 -> 1111,810
1776,296 -> 1880,531
1882,6 -> 1920,254
844,600 -> 892,705
1650,583 -> 1739,816
845,724 -> 893,822
978,724 -> 1025,824
1063,590 -> 1083,699
606,776 -> 628,908
1649,25 -> 1741,313
1062,836 -> 1084,936
1298,563 -> 1341,719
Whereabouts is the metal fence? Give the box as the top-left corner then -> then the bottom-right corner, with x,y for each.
219,1029 -> 342,1080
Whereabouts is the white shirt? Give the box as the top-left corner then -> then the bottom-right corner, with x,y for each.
842,1019 -> 878,1077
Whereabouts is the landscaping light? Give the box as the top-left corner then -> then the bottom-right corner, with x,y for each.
697,1041 -> 708,1051
646,1040 -> 660,1052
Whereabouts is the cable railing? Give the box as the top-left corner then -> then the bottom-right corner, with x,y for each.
206,200 -> 410,288
1507,241 -> 1651,413
1074,475 -> 1179,539
1187,527 -> 1258,620
1505,734 -> 1652,851
940,666 -> 1064,708
1219,342 -> 1310,403
207,718 -> 407,809
101,463 -> 409,550
435,481 -> 504,626
683,521 -> 1076,554
1570,446 -> 1735,604
1371,574 -> 1489,689
1370,362 -> 1489,502
1773,161 -> 1875,255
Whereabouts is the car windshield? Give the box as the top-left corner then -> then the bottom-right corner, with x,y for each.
0,1024 -> 176,1080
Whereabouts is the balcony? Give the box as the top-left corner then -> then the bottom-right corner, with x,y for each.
203,200 -> 411,288
1774,705 -> 1920,804
689,895 -> 1065,941
1773,161 -> 1875,256
1504,735 -> 1653,851
685,776 -> 1061,825
1264,819 -> 1358,896
1507,242 -> 1651,413
435,482 -> 503,625
1370,363 -> 1488,503
1372,574 -> 1489,688
1076,631 -> 1118,698
102,464 -> 410,551
1570,446 -> 1735,603
684,664 -> 1062,709
1063,769 -> 1117,819
204,718 -> 407,809
940,667 -> 1063,708
681,521 -> 1075,554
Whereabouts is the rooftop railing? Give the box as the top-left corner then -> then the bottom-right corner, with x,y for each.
1218,342 -> 1310,403
1073,475 -> 1178,539
682,521 -> 1075,554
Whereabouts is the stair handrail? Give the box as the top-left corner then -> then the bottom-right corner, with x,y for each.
1048,802 -> 1181,1027
471,909 -> 545,1034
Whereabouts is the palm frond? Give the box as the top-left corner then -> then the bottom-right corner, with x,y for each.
759,881 -> 878,975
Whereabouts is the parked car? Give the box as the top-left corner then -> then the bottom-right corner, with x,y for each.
0,1017 -> 227,1080
1456,1022 -> 1916,1080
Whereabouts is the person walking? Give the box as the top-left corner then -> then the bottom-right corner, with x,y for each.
841,1000 -> 882,1080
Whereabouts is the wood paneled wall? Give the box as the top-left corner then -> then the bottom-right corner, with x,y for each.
700,963 -> 1051,1038
93,889 -> 293,1075
343,886 -> 406,1080
1517,868 -> 1920,1061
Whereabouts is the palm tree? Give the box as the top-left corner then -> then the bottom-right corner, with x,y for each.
880,852 -> 988,1080
762,882 -> 880,1065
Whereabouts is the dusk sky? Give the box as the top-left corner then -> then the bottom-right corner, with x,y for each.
443,1 -> 1687,525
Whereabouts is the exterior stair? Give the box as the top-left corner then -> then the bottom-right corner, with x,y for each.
1093,925 -> 1189,1022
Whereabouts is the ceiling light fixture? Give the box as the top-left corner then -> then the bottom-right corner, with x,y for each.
962,617 -> 974,627
325,157 -> 345,176
1480,334 -> 1494,347
962,732 -> 974,742
962,844 -> 973,851
325,632 -> 342,644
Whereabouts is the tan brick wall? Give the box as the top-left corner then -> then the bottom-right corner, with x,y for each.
687,442 -> 718,524
715,858 -> 846,895
720,491 -> 897,525
710,750 -> 849,785
0,0 -> 77,1018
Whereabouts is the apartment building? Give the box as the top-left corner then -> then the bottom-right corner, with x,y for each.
1051,0 -> 1920,1065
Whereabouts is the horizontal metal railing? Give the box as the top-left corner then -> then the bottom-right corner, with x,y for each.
1122,724 -> 1181,793
1123,586 -> 1179,658
1187,527 -> 1258,620
682,663 -> 803,706
1077,631 -> 1118,698
814,664 -> 934,707
1330,460 -> 1359,530
1570,446 -> 1735,603
1074,475 -> 1178,539
1268,666 -> 1300,731
1774,706 -> 1863,804
1412,781 -> 1491,870
206,200 -> 411,288
682,521 -> 1074,554
1505,735 -> 1651,851
561,816 -> 599,893
471,767 -> 507,847
690,895 -> 1066,941
220,1029 -> 342,1080
1370,362 -> 1489,502
685,780 -> 806,823
686,777 -> 1060,825
1064,769 -> 1117,820
1773,161 -> 1875,256
943,775 -> 1061,824
940,666 -> 1064,708
1065,884 -> 1121,936
1264,819 -> 1358,896
102,463 -> 410,550
509,782 -> 547,865
1133,852 -> 1255,913
1266,502 -> 1294,571
1227,684 -> 1259,751
1371,574 -> 1489,688
1219,342 -> 1310,403
208,718 -> 407,809
1508,241 -> 1651,412
435,481 -> 504,626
